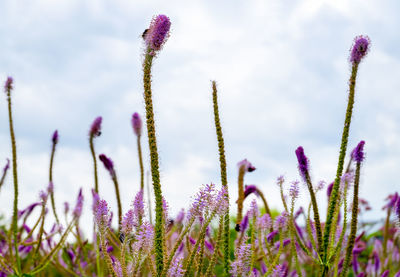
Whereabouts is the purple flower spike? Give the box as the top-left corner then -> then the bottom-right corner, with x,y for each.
244,185 -> 258,199
2,158 -> 10,175
267,230 -> 279,243
352,141 -> 365,163
327,182 -> 334,198
289,180 -> 300,199
395,197 -> 400,221
95,199 -> 110,230
146,15 -> 171,52
350,36 -> 370,64
240,214 -> 249,232
64,202 -> 69,214
73,188 -> 84,218
99,154 -> 115,178
132,112 -> 142,136
133,189 -> 145,225
121,209 -> 134,234
52,130 -> 59,145
295,146 -> 309,181
4,76 -> 13,93
89,116 -> 102,137
238,159 -> 256,172
381,270 -> 389,277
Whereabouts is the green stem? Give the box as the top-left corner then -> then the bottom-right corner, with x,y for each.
339,161 -> 361,277
184,213 -> 215,277
322,63 -> 359,268
111,176 -> 123,232
256,188 -> 271,217
289,198 -> 302,277
211,80 -> 230,276
49,141 -> 60,224
236,167 -> 245,230
6,91 -> 21,274
137,135 -> 144,191
304,172 -> 323,256
89,137 -> 99,194
137,135 -> 145,226
204,216 -> 224,277
146,171 -> 153,225
143,51 -> 165,275
162,218 -> 195,276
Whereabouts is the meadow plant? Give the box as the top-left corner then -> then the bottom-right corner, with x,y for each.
1,15 -> 400,277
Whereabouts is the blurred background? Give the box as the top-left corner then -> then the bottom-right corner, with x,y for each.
1,0 -> 399,235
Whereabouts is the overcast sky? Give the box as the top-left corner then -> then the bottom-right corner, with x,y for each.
1,0 -> 400,235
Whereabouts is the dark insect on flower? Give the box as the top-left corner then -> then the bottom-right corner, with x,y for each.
119,233 -> 125,243
142,29 -> 149,39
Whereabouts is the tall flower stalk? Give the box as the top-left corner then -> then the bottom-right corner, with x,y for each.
142,14 -> 171,275
211,80 -> 231,275
4,76 -> 21,273
322,36 -> 370,273
340,141 -> 365,277
99,154 -> 122,230
295,146 -> 322,255
236,159 -> 256,231
49,130 -> 60,223
132,112 -> 144,191
89,116 -> 102,194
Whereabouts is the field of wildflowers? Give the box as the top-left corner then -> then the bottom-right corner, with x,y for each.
1,14 -> 400,277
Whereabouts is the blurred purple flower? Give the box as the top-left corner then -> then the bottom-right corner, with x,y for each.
327,182 -> 334,198
244,185 -> 258,199
295,146 -> 309,181
3,158 -> 10,175
52,130 -> 59,145
99,154 -> 115,178
381,270 -> 389,277
289,180 -> 300,199
4,76 -> 13,93
121,209 -> 134,235
240,214 -> 249,233
351,141 -> 365,163
131,112 -> 142,136
168,257 -> 184,277
89,116 -> 102,138
73,188 -> 84,218
237,159 -> 256,172
133,189 -> 145,225
94,199 -> 110,231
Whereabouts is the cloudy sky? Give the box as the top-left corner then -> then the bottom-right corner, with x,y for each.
1,0 -> 399,234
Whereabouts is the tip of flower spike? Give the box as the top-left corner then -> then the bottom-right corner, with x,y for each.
73,188 -> 84,218
99,154 -> 115,177
52,130 -> 59,145
289,181 -> 300,199
89,116 -> 102,137
145,14 -> 171,53
351,140 -> 365,163
4,76 -> 13,93
295,146 -> 309,180
350,35 -> 370,64
3,158 -> 10,174
244,185 -> 258,199
132,112 -> 142,136
237,159 -> 256,172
